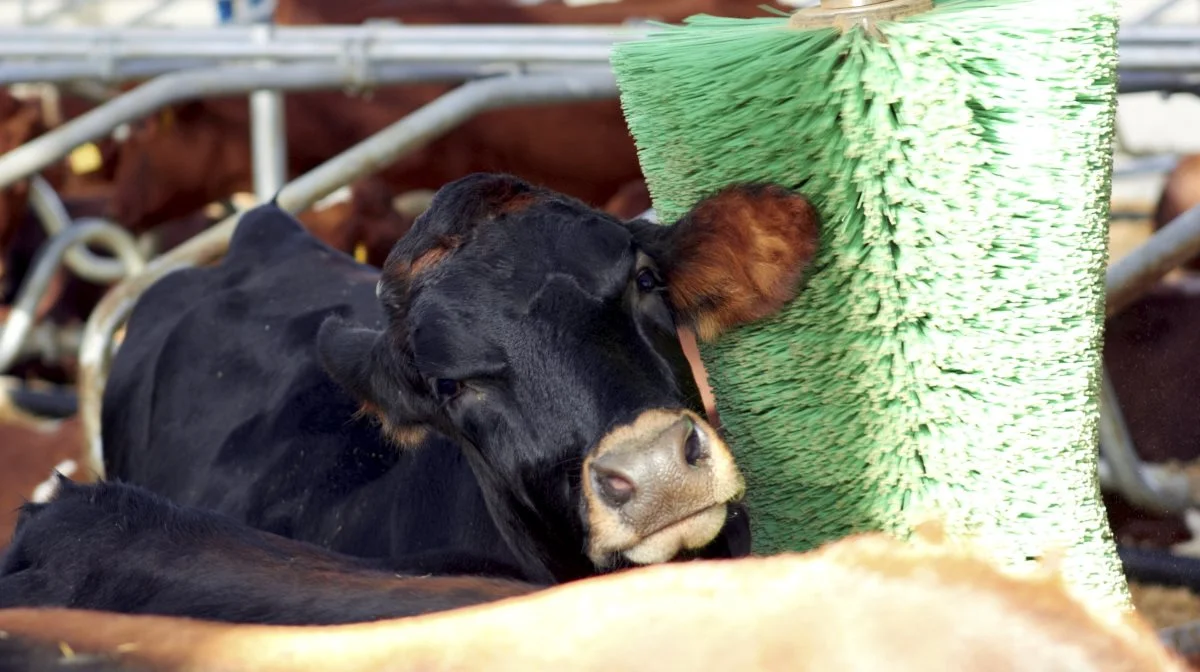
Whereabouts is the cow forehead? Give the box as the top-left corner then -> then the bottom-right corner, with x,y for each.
404,216 -> 641,370
423,211 -> 637,303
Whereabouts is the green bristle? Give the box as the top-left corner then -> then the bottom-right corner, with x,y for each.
612,0 -> 1126,610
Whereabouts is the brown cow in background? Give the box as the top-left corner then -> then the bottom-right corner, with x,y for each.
1153,154 -> 1200,272
103,0 -> 790,265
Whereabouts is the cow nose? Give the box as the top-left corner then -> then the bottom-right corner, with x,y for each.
588,415 -> 714,513
584,409 -> 745,566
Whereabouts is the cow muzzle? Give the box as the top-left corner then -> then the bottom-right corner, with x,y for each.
583,409 -> 745,566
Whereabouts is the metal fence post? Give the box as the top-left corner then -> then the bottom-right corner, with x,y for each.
249,22 -> 287,201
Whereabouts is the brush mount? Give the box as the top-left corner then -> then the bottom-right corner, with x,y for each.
788,0 -> 933,31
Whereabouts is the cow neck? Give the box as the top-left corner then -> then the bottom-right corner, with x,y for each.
453,437 -> 594,586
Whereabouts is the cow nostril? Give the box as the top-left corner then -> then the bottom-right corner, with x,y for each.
683,420 -> 708,466
592,465 -> 636,508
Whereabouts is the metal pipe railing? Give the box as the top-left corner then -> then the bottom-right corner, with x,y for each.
0,25 -> 645,47
1120,26 -> 1200,42
0,42 -> 617,63
1130,0 -> 1188,26
1101,204 -> 1200,513
0,220 -> 145,374
1119,71 -> 1200,95
28,176 -> 140,284
0,59 -> 217,87
250,24 -> 287,201
1119,48 -> 1200,72
0,26 -> 1184,88
77,69 -> 620,478
0,24 -> 1183,60
1107,204 -> 1200,318
1113,154 -> 1180,178
1098,372 -> 1192,514
0,61 -> 546,191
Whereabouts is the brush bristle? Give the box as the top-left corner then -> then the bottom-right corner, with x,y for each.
612,0 -> 1127,612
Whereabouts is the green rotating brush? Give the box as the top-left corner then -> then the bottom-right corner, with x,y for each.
611,0 -> 1128,611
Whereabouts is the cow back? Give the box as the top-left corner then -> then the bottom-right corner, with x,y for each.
102,207 -> 516,570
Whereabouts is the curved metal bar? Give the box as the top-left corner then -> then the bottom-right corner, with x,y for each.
1098,370 -> 1193,514
1159,619 -> 1200,658
28,175 -> 140,284
1107,204 -> 1200,317
0,62 -> 550,190
78,69 -> 619,479
0,221 -> 145,374
0,25 -> 644,50
0,377 -> 79,419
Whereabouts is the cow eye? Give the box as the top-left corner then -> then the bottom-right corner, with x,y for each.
635,268 -> 661,293
433,378 -> 460,399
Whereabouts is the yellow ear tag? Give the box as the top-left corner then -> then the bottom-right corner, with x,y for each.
159,107 -> 175,131
354,241 -> 369,264
67,143 -> 103,175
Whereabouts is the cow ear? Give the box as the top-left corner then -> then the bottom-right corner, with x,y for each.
655,184 -> 820,342
316,317 -> 434,448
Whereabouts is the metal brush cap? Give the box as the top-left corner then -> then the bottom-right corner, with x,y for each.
788,0 -> 934,31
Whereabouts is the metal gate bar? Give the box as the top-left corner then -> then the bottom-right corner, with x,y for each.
0,62 -> 549,190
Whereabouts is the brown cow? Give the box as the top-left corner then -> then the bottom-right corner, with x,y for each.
0,529 -> 1186,671
1101,278 -> 1200,553
103,0 -> 789,259
0,91 -> 61,258
1,86 -> 120,255
275,0 -> 789,25
1153,154 -> 1200,272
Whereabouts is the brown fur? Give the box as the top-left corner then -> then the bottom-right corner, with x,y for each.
410,236 -> 462,276
492,190 -> 542,216
0,92 -> 53,253
353,401 -> 429,449
603,180 -> 653,220
296,178 -> 417,267
1153,154 -> 1200,272
0,532 -> 1184,672
667,185 -> 820,341
215,529 -> 533,601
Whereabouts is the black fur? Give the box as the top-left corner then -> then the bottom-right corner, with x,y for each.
0,478 -> 536,625
99,173 -> 797,585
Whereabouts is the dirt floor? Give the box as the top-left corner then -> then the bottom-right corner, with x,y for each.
0,412 -> 84,553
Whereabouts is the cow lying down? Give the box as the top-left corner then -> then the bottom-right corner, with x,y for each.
0,508 -> 1186,671
97,173 -> 820,586
0,478 -> 536,626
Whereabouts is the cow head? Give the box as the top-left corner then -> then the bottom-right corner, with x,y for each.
0,92 -> 51,253
107,101 -> 252,233
317,173 -> 819,582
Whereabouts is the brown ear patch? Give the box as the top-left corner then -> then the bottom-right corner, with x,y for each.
354,401 -> 429,450
666,184 -> 820,341
470,174 -> 544,219
410,235 -> 462,276
493,190 -> 543,217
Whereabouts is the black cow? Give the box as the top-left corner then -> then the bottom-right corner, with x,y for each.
102,173 -> 820,584
0,477 -> 536,625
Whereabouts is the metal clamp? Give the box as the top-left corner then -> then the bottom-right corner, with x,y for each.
788,0 -> 934,31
